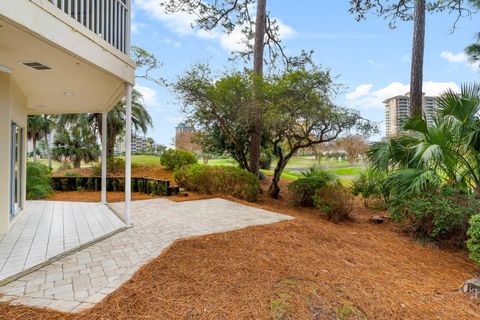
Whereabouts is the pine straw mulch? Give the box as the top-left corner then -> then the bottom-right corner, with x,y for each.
2,171 -> 480,319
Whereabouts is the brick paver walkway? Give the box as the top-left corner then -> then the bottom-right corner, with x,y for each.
0,198 -> 292,312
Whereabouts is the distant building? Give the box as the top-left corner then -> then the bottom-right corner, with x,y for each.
175,122 -> 201,153
384,93 -> 437,137
116,134 -> 153,154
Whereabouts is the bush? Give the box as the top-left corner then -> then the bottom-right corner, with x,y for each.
174,164 -> 260,201
388,188 -> 480,245
313,184 -> 353,222
259,150 -> 273,170
467,215 -> 480,265
92,157 -> 125,176
287,166 -> 336,207
351,168 -> 389,207
160,149 -> 198,170
26,162 -> 52,200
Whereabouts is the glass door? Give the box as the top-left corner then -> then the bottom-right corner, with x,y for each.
10,122 -> 23,218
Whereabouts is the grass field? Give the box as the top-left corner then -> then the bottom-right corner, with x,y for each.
330,166 -> 365,176
38,155 -> 364,183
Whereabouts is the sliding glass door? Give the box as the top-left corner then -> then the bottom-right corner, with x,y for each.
10,122 -> 23,218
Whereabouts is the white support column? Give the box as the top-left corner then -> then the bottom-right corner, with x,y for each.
101,111 -> 107,204
125,83 -> 132,226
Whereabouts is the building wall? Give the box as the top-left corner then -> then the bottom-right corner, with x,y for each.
0,0 -> 135,84
0,72 -> 27,234
175,129 -> 201,153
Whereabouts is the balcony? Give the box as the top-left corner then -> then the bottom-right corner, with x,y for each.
0,0 -> 135,114
48,0 -> 130,54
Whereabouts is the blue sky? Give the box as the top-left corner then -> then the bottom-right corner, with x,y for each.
131,0 -> 480,145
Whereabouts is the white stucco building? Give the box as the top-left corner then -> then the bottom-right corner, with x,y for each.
0,0 -> 135,234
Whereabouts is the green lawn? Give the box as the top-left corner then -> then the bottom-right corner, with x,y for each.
201,158 -> 237,166
261,169 -> 303,181
330,166 -> 365,176
272,156 -> 351,169
130,155 -> 162,166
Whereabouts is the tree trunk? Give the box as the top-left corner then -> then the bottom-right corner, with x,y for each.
410,0 -> 426,118
268,155 -> 291,199
73,158 -> 81,169
249,0 -> 267,177
32,139 -> 37,162
44,130 -> 51,168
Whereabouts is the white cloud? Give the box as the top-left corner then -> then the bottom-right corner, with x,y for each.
440,51 -> 467,63
440,50 -> 479,71
346,81 -> 460,109
134,0 -> 296,52
135,85 -> 162,111
346,84 -> 372,100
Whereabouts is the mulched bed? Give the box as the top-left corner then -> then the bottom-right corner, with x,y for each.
1,166 -> 480,319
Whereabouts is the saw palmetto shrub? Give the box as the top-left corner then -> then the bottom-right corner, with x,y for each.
174,164 -> 260,201
26,161 -> 52,200
287,166 -> 336,207
313,184 -> 353,223
389,188 -> 480,246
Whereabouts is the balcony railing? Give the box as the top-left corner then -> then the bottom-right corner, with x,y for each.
48,0 -> 130,54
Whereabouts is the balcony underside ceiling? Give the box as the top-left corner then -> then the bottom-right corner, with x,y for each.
0,19 -> 126,115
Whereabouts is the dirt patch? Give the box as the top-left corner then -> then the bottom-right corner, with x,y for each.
53,164 -> 173,180
2,167 -> 480,319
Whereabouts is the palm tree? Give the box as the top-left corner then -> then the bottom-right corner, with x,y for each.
27,115 -> 44,162
57,88 -> 152,159
368,83 -> 480,194
410,0 -> 426,118
52,119 -> 100,169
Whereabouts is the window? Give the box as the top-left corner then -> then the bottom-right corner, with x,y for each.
10,122 -> 23,218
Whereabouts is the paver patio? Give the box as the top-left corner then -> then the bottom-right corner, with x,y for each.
0,198 -> 293,312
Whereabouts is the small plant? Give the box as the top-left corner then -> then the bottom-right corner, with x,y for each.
64,171 -> 80,177
288,166 -> 336,207
259,150 -> 273,170
351,168 -> 388,207
467,215 -> 480,265
26,162 -> 52,200
58,161 -> 72,170
160,149 -> 198,170
314,184 -> 353,223
174,164 -> 260,201
92,157 -> 125,175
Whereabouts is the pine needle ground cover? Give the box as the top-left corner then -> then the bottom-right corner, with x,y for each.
2,168 -> 479,319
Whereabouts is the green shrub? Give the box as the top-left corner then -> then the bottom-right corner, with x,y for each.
287,166 -> 336,207
351,168 -> 389,206
92,157 -> 125,176
313,184 -> 353,222
174,164 -> 260,201
467,215 -> 480,265
160,149 -> 198,170
388,188 -> 479,245
26,162 -> 52,200
259,150 -> 273,170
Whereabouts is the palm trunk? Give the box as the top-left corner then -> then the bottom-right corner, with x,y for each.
32,139 -> 37,162
44,131 -> 51,167
410,0 -> 426,118
249,0 -> 267,176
